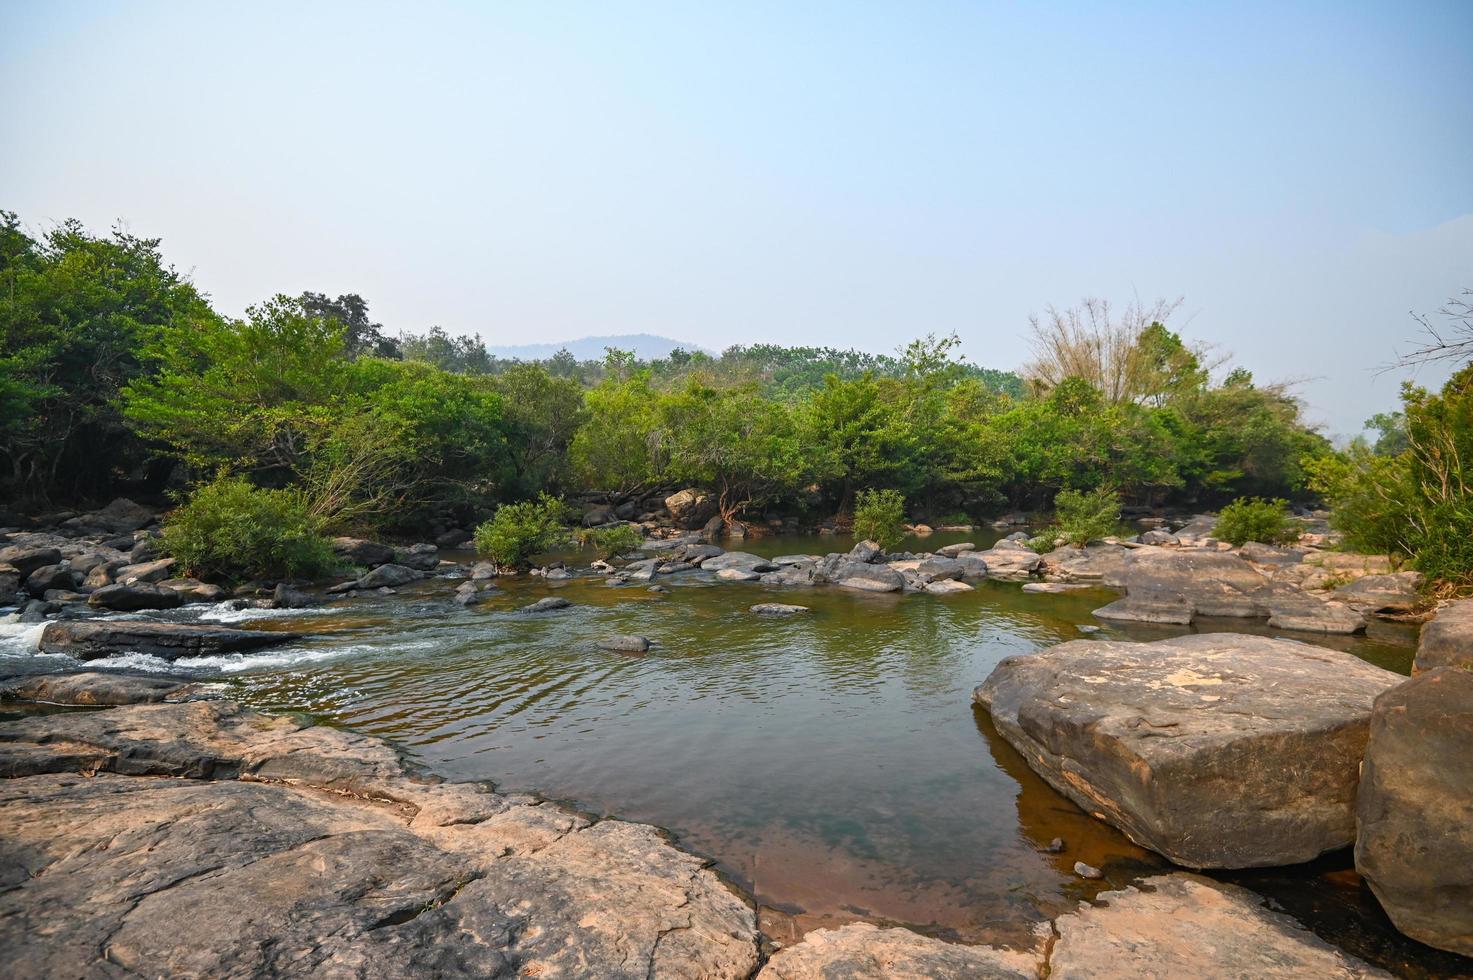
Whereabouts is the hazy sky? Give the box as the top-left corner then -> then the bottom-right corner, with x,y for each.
3,1 -> 1470,436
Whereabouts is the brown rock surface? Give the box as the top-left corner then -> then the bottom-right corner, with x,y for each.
1413,599 -> 1473,672
758,922 -> 1039,979
38,620 -> 302,661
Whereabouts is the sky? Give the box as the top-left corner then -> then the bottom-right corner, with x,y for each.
2,1 -> 1470,437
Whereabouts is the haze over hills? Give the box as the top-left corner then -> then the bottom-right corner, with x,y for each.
486,334 -> 712,361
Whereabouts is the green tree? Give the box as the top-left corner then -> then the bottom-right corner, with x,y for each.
852,488 -> 907,550
474,494 -> 570,568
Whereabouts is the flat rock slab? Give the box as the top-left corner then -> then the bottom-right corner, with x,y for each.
974,633 -> 1402,868
1413,599 -> 1473,672
0,701 -> 760,978
1092,547 -> 1268,623
758,922 -> 1038,979
750,603 -> 810,615
1047,873 -> 1389,978
0,671 -> 209,705
1355,668 -> 1473,957
39,620 -> 302,662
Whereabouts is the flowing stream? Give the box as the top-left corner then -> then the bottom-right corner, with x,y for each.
3,531 -> 1460,976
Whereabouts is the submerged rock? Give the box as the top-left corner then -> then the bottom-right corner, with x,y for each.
750,603 -> 810,615
521,596 -> 571,614
1355,668 -> 1473,957
974,633 -> 1401,868
38,621 -> 301,662
924,579 -> 974,595
1413,599 -> 1473,672
597,635 -> 651,653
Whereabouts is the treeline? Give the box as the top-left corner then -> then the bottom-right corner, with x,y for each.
2,210 -> 1328,535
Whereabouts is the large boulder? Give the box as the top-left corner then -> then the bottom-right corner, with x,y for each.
1092,548 -> 1268,624
1042,544 -> 1128,583
1355,668 -> 1473,957
1413,599 -> 1473,672
0,545 -> 61,578
970,540 -> 1043,581
24,564 -> 77,597
112,557 -> 177,584
356,563 -> 419,589
1333,572 -> 1423,614
702,552 -> 777,574
395,542 -> 440,571
664,488 -> 718,530
331,537 -> 395,568
87,582 -> 186,612
0,563 -> 21,595
71,497 -> 157,533
915,556 -> 964,583
0,672 -> 207,706
38,621 -> 300,661
1261,592 -> 1366,635
974,633 -> 1402,868
829,560 -> 904,593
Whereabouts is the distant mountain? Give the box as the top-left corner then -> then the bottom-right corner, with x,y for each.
485,334 -> 711,361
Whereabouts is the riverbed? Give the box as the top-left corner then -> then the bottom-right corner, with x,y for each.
2,531 -> 1457,976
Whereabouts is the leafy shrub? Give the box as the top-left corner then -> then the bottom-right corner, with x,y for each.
474,494 -> 570,568
162,475 -> 337,582
1214,496 -> 1300,546
576,523 -> 643,559
1052,487 -> 1120,547
852,488 -> 907,550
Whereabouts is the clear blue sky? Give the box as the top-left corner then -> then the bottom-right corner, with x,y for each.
3,1 -> 1470,436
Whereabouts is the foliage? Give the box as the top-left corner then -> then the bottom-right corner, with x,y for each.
852,488 -> 907,550
473,494 -> 570,568
1214,497 -> 1299,546
160,475 -> 337,582
1051,487 -> 1121,547
576,523 -> 643,559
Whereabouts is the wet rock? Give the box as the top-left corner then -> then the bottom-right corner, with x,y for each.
331,536 -> 395,568
271,582 -> 321,609
757,922 -> 1038,979
829,560 -> 904,593
952,552 -> 990,578
1021,582 -> 1087,594
750,603 -> 810,615
325,579 -> 360,595
760,564 -> 817,586
0,563 -> 20,595
18,600 -> 54,623
0,702 -> 760,978
1073,861 -> 1103,880
1333,572 -> 1423,615
1046,873 -> 1388,978
597,635 -> 651,653
357,563 -> 419,589
1092,548 -> 1268,624
39,621 -> 301,661
970,540 -> 1043,581
87,582 -> 185,612
396,542 -> 441,571
24,563 -> 77,597
656,560 -> 695,575
1045,837 -> 1066,853
924,579 -> 974,595
159,578 -> 228,603
0,672 -> 208,706
703,552 -> 778,574
665,488 -> 719,530
470,560 -> 498,580
1413,599 -> 1473,672
0,545 -> 61,578
521,596 -> 571,614
974,633 -> 1401,868
915,555 -> 964,582
716,567 -> 761,582
1355,668 -> 1473,957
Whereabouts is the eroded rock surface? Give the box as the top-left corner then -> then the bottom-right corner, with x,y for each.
0,671 -> 208,705
38,620 -> 302,661
1092,548 -> 1267,624
1413,599 -> 1473,672
0,701 -> 760,978
974,633 -> 1402,868
759,922 -> 1038,979
1355,668 -> 1473,957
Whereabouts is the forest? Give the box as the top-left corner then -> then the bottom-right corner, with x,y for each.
0,210 -> 1457,580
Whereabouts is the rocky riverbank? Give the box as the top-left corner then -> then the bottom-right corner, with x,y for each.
0,686 -> 1397,977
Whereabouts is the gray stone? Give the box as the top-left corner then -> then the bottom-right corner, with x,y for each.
87,582 -> 185,611
924,579 -> 974,595
521,596 -> 571,614
936,542 -> 977,557
38,621 -> 300,661
597,635 -> 651,653
0,672 -> 208,706
0,546 -> 61,578
1042,544 -> 1127,583
664,488 -> 718,530
332,536 -> 395,568
847,539 -> 883,563
749,603 -> 810,615
357,563 -> 419,589
829,560 -> 904,593
1356,668 -> 1473,957
974,633 -> 1401,868
113,557 -> 177,584
702,552 -> 777,573
24,563 -> 77,596
396,542 -> 441,571
271,582 -> 321,609
1262,593 -> 1366,634
1333,572 -> 1423,614
1092,547 -> 1269,624
915,555 -> 964,582
715,567 -> 760,582
1139,529 -> 1179,546
1413,599 -> 1473,672
970,541 -> 1043,581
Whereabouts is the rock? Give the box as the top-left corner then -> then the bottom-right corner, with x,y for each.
0,562 -> 20,595
396,542 -> 441,571
87,582 -> 185,611
18,600 -> 53,623
974,633 -> 1401,868
1021,582 -> 1086,594
0,672 -> 207,706
1092,548 -> 1268,624
332,536 -> 395,568
38,621 -> 301,661
24,563 -> 76,596
1041,544 -> 1127,583
716,567 -> 760,582
1073,861 -> 1103,880
582,506 -> 614,527
1262,593 -> 1366,634
453,581 -> 493,606
671,542 -> 725,563
434,528 -> 470,548
83,561 -> 123,589
67,551 -> 118,576
664,488 -> 718,530
1046,873 -> 1388,978
952,552 -> 990,578
0,701 -> 760,978
1139,529 -> 1179,546
1238,541 -> 1306,566
759,564 -> 817,586
597,635 -> 651,653
970,541 -> 1043,581
521,597 -> 571,614
159,578 -> 228,603
829,560 -> 904,593
936,542 -> 976,557
700,514 -> 725,539
757,922 -> 1038,979
1333,572 -> 1423,614
74,497 -> 157,533
1046,837 -> 1066,853
1355,668 -> 1473,957
915,556 -> 964,582
0,545 -> 61,577
470,560 -> 498,580
624,558 -> 660,582
702,552 -> 778,574
846,539 -> 883,563
128,537 -> 159,563
325,579 -> 359,595
924,579 -> 974,595
750,603 -> 810,615
357,563 -> 419,589
271,582 -> 321,609
42,589 -> 85,603
1076,624 -> 1101,634
113,557 -> 177,584
656,561 -> 695,575
1413,599 -> 1473,672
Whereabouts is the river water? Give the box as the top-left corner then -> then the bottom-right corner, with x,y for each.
2,531 -> 1464,976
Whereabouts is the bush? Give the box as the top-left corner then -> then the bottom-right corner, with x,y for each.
1214,496 -> 1300,546
162,475 -> 338,582
577,523 -> 643,560
852,488 -> 906,551
1052,487 -> 1120,547
474,494 -> 570,568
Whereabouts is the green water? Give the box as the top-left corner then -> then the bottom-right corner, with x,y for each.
158,531 -> 1465,975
